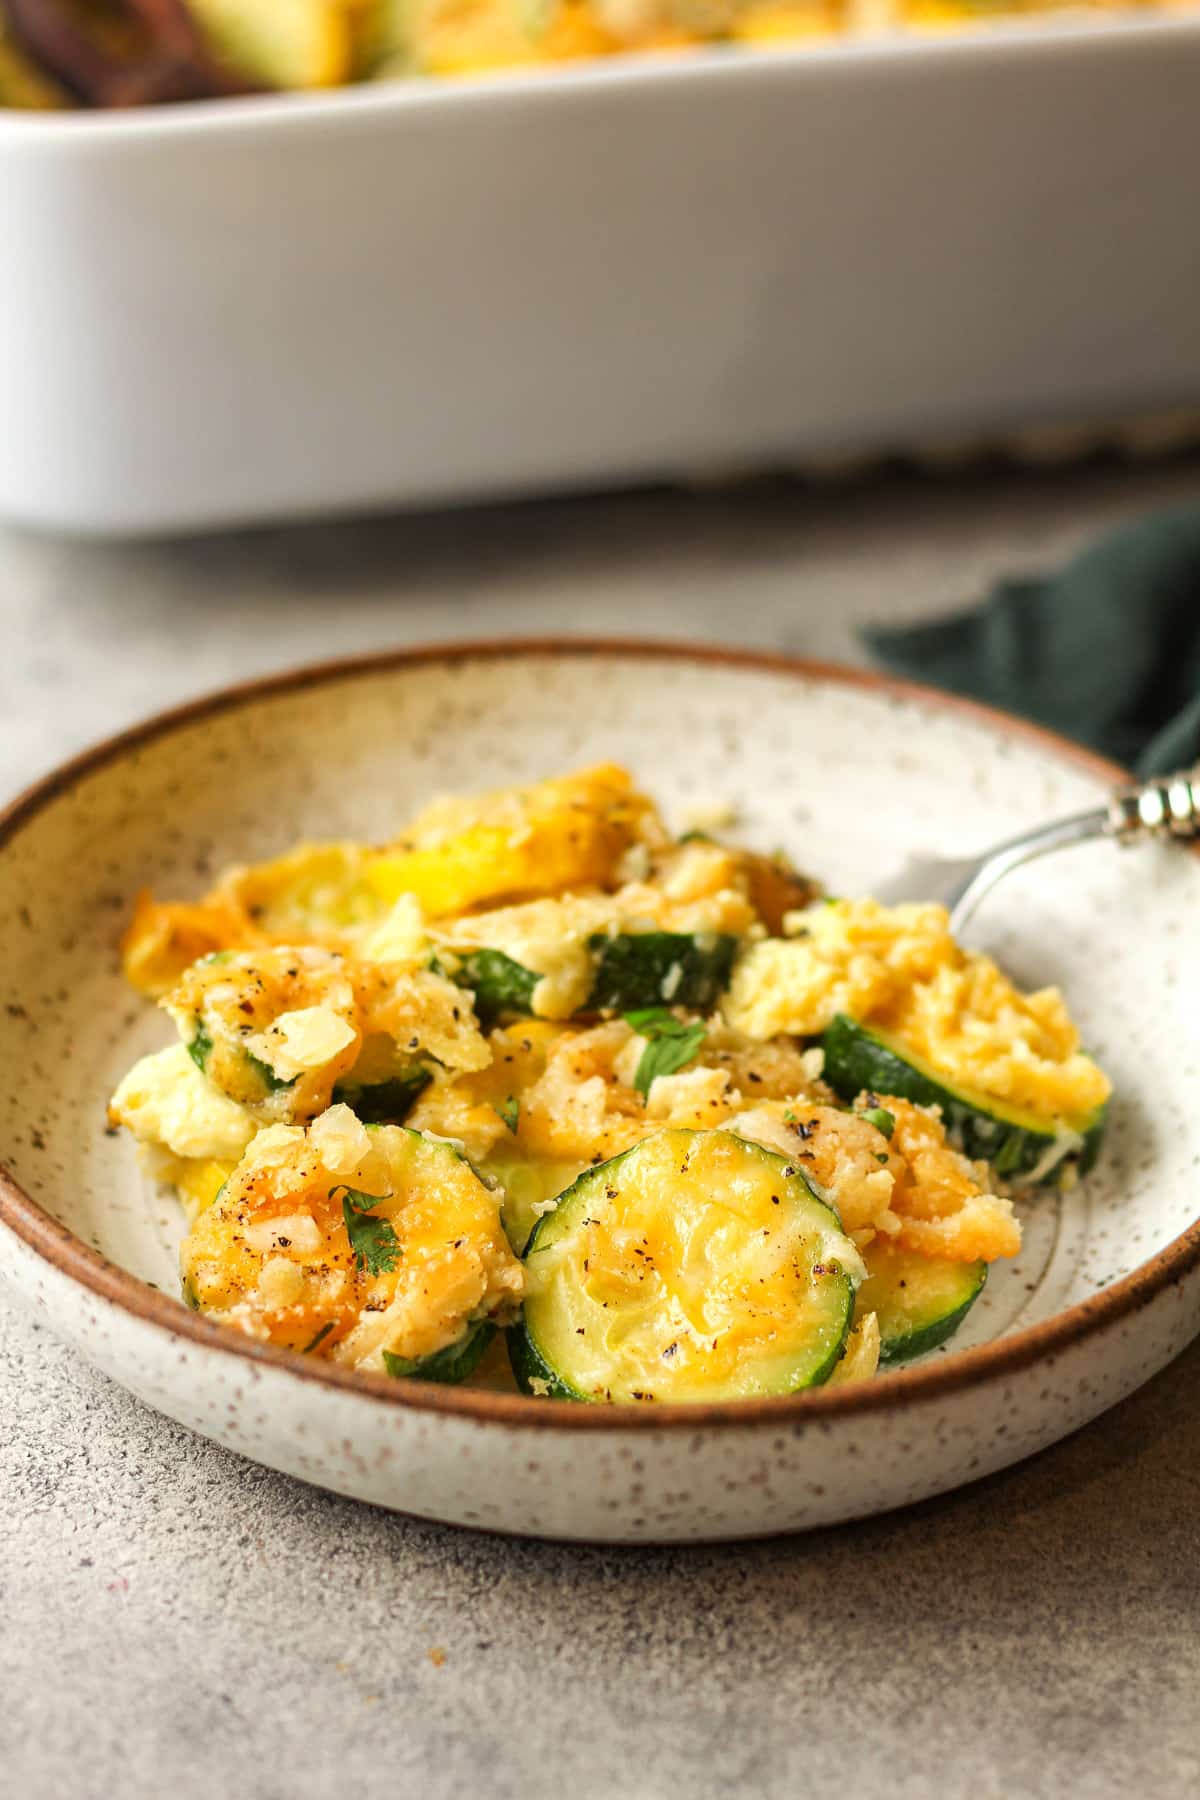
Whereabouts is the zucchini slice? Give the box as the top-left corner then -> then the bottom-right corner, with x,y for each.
481,1149 -> 587,1255
511,1128 -> 860,1403
857,1242 -> 986,1364
447,950 -> 540,1024
448,931 -> 739,1022
587,931 -> 738,1013
382,1320 -> 495,1383
181,1118 -> 523,1367
331,1066 -> 432,1124
820,1013 -> 1107,1183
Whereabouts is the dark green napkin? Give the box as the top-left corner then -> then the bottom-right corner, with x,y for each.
865,505 -> 1200,777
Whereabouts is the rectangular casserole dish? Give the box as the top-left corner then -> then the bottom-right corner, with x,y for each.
1,13 -> 1199,535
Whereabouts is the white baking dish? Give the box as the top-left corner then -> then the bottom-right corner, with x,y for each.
1,13 -> 1199,536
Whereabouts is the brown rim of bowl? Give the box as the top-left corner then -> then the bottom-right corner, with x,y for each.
0,635 -> 1196,1433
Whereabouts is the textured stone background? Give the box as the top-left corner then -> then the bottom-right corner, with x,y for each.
3,456 -> 1199,1800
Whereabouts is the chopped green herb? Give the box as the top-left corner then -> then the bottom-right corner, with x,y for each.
339,1185 -> 389,1214
875,1152 -> 889,1165
622,1008 -> 708,1100
623,1007 -> 694,1034
494,1096 -> 520,1134
784,1109 -> 798,1124
336,1186 -> 401,1276
861,1106 -> 895,1139
302,1321 -> 335,1354
186,1022 -> 213,1073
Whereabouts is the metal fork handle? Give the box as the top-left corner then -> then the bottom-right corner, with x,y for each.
1106,768 -> 1200,841
948,764 -> 1198,933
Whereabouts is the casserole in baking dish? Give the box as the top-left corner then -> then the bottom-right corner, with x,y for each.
1,13 -> 1198,533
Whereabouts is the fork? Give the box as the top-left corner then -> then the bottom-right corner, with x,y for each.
874,766 -> 1200,935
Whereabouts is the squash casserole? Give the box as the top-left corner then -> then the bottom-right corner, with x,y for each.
109,764 -> 1110,1404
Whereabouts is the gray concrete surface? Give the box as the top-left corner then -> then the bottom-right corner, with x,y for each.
2,456 -> 1199,1800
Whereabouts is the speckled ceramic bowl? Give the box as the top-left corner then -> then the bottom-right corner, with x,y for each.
1,641 -> 1197,1543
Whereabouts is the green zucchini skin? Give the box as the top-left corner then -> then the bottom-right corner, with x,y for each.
448,932 -> 739,1021
447,950 -> 540,1024
820,1013 -> 1107,1183
513,1129 -> 857,1404
857,1245 -> 987,1364
187,1024 -> 296,1098
586,931 -> 738,1013
382,1320 -> 495,1384
245,1049 -> 299,1095
186,1023 -> 214,1073
506,1324 -> 589,1401
331,1066 -> 432,1124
